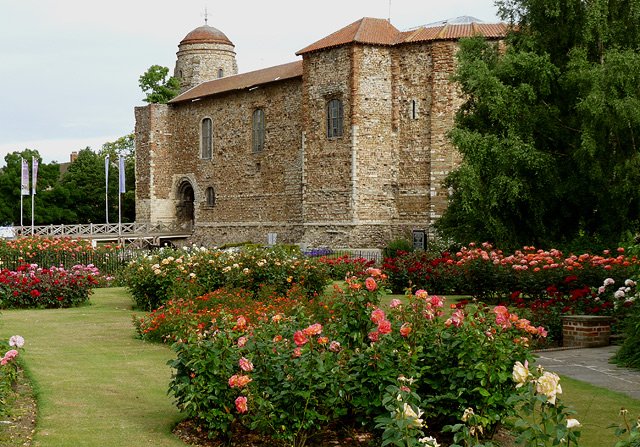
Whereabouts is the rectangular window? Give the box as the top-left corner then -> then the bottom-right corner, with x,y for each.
201,118 -> 212,159
327,99 -> 343,138
252,109 -> 265,153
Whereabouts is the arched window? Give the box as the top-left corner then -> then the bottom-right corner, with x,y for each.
201,118 -> 212,159
252,109 -> 265,153
205,187 -> 215,207
218,68 -> 224,78
327,99 -> 343,138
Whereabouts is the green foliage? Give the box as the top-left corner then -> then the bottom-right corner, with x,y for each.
613,304 -> 640,368
165,270 -> 542,445
507,364 -> 581,447
610,409 -> 640,447
0,336 -> 25,417
123,246 -> 330,311
139,65 -> 180,104
383,238 -> 414,259
374,379 -> 433,447
439,0 -> 640,247
0,135 -> 135,227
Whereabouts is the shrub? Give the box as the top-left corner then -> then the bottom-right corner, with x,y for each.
0,335 -> 26,416
317,254 -> 375,280
0,264 -> 99,308
134,286 -> 309,343
123,245 -> 329,311
383,237 -> 414,259
166,268 -> 542,445
0,236 -> 127,279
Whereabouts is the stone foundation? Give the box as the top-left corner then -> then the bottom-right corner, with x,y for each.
562,315 -> 611,348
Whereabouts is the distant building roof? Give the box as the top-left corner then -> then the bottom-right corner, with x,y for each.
180,24 -> 234,46
298,16 -> 507,55
169,60 -> 303,104
297,17 -> 400,55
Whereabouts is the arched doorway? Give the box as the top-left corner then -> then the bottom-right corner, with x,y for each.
176,179 -> 195,229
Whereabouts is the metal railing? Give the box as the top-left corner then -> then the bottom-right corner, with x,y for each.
13,222 -> 193,239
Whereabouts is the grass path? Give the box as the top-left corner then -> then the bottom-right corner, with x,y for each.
0,288 -> 187,447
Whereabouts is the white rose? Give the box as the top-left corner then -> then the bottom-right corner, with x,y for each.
512,361 -> 530,388
536,371 -> 562,405
566,418 -> 581,429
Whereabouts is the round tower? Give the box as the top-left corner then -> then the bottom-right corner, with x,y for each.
174,24 -> 238,93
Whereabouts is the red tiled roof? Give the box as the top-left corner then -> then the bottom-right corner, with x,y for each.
400,22 -> 508,43
169,61 -> 303,104
298,18 -> 507,55
297,17 -> 400,55
180,25 -> 233,46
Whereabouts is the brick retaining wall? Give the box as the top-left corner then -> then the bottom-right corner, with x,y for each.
562,315 -> 611,348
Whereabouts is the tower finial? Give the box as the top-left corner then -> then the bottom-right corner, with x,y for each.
203,6 -> 209,25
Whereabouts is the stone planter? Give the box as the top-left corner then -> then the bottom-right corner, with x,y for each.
561,315 -> 611,348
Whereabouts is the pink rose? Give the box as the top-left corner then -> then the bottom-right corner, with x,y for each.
293,331 -> 308,346
303,323 -> 323,336
400,323 -> 412,337
368,331 -> 379,342
237,336 -> 248,347
390,299 -> 402,308
377,319 -> 392,335
370,308 -> 386,324
365,277 -> 377,291
239,357 -> 253,372
329,341 -> 341,352
235,396 -> 248,413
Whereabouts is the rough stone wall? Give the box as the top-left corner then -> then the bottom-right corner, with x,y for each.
135,103 -> 174,222
428,41 -> 464,224
166,78 -> 304,245
392,44 -> 432,229
136,35 -> 483,249
301,46 -> 354,231
175,42 -> 238,93
351,45 -> 398,223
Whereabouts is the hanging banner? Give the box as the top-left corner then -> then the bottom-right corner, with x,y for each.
118,155 -> 125,193
105,155 -> 110,189
21,158 -> 30,196
31,157 -> 39,195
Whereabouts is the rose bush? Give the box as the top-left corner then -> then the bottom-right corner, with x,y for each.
165,267 -> 543,445
124,245 -> 329,311
0,335 -> 25,416
0,263 -> 100,308
0,236 -> 125,281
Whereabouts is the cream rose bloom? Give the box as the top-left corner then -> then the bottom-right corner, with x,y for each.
566,418 -> 581,429
512,361 -> 530,388
536,371 -> 562,404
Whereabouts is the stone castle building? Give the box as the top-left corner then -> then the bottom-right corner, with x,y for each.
135,17 -> 506,248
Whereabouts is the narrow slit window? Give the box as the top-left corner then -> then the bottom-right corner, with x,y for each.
412,100 -> 417,119
205,187 -> 215,206
201,118 -> 212,159
252,109 -> 265,153
327,99 -> 343,138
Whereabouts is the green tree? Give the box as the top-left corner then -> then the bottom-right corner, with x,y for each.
99,134 -> 135,223
139,65 -> 180,104
437,0 -> 640,249
0,150 -> 72,226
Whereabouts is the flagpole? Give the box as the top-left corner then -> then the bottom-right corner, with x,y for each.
31,157 -> 34,231
105,155 -> 110,225
118,155 -> 125,239
20,158 -> 24,228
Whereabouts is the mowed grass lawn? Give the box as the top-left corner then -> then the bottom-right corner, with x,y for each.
0,287 -> 186,447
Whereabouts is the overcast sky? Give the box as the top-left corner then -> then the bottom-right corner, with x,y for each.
0,0 -> 501,165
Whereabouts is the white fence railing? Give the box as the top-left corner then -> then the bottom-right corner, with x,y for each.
12,222 -> 192,239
